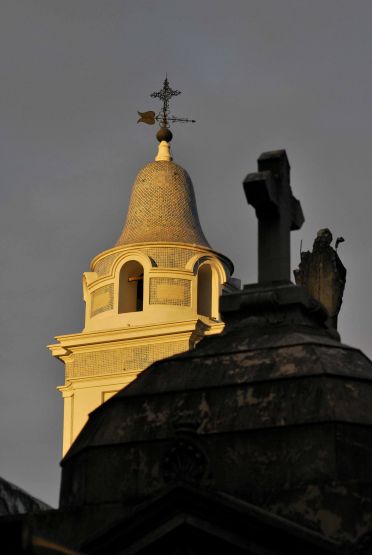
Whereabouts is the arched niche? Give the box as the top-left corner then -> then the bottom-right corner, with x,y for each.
197,263 -> 213,318
118,260 -> 144,313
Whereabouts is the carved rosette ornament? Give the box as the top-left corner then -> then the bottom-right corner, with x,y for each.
161,439 -> 208,484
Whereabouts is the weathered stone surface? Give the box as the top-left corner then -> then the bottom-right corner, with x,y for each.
80,485 -> 340,555
294,228 -> 346,329
243,150 -> 304,283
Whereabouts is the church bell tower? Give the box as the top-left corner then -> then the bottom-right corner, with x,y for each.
49,78 -> 237,455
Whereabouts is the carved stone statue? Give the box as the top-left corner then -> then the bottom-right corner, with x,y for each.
294,228 -> 346,329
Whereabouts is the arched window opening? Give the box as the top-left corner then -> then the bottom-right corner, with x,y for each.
118,261 -> 144,313
197,264 -> 213,317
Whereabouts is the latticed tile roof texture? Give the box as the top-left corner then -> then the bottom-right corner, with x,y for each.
116,161 -> 210,247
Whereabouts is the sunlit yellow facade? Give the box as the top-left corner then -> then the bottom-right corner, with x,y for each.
49,142 -> 237,455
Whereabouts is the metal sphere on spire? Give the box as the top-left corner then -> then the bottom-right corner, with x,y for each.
156,127 -> 173,143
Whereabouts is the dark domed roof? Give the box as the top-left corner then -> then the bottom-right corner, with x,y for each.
60,282 -> 372,547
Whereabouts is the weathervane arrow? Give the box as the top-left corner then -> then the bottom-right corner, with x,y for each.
137,111 -> 156,125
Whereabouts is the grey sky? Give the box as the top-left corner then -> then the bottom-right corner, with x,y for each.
0,0 -> 371,507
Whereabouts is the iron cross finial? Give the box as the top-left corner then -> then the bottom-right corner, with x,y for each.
150,75 -> 181,128
137,76 -> 195,141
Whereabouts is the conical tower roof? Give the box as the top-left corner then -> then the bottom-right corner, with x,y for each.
116,144 -> 210,247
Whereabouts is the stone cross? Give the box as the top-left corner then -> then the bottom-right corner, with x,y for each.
243,150 -> 304,283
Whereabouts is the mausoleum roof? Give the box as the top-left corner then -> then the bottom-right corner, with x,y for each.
59,281 -> 372,547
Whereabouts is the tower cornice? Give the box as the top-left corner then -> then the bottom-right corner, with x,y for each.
90,242 -> 234,276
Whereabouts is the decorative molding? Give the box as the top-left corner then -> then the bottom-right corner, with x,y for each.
150,277 -> 191,306
91,284 -> 114,317
161,439 -> 208,484
65,339 -> 189,380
